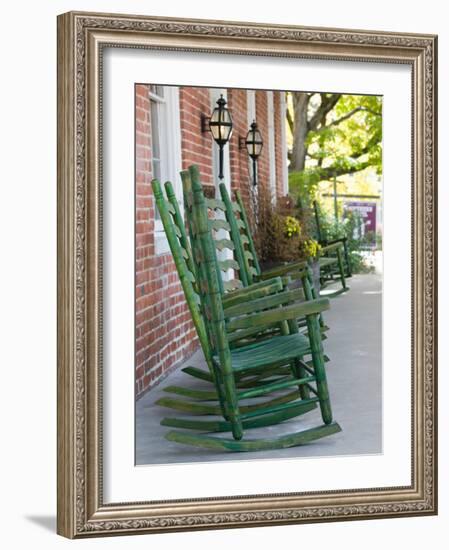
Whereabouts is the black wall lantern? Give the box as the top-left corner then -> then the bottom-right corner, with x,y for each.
244,121 -> 263,186
202,94 -> 233,180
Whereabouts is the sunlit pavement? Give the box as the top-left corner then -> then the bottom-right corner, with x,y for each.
136,270 -> 382,466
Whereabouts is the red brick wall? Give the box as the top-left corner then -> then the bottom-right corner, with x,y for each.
135,84 -> 197,398
179,87 -> 214,190
135,85 -> 288,397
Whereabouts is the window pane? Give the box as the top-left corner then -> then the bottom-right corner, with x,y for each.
150,96 -> 163,221
150,85 -> 165,98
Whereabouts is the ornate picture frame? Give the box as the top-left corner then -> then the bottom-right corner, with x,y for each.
57,11 -> 437,538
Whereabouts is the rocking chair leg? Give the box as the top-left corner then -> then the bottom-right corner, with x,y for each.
307,314 -> 333,425
307,268 -> 326,330
343,239 -> 352,277
293,357 -> 311,400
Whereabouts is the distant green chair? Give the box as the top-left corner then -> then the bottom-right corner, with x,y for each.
312,200 -> 352,292
151,165 -> 341,452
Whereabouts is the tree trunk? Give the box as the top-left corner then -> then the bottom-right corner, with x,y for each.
290,92 -> 309,172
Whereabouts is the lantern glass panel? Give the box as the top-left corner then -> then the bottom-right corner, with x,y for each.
210,119 -> 221,141
210,107 -> 233,143
246,127 -> 263,158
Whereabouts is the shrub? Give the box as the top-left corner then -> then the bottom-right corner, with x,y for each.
315,204 -> 375,274
251,185 -> 317,264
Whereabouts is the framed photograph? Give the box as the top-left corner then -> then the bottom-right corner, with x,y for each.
57,11 -> 437,538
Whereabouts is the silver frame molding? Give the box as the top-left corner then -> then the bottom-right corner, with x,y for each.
57,11 -> 438,538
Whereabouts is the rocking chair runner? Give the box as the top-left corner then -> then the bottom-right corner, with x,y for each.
151,164 -> 341,451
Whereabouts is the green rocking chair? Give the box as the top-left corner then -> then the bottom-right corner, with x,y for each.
312,200 -> 352,293
151,164 -> 341,452
174,168 -> 331,388
153,178 -> 310,416
156,179 -> 331,420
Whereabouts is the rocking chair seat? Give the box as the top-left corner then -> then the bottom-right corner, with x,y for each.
214,333 -> 311,373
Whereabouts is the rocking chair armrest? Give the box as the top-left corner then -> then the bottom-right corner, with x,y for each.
222,277 -> 283,309
320,236 -> 347,247
225,297 -> 330,331
259,260 -> 308,279
319,241 -> 344,254
256,275 -> 295,287
224,286 -> 306,318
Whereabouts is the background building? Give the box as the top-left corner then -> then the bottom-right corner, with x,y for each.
135,84 -> 289,396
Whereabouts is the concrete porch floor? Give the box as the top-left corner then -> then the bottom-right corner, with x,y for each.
136,271 -> 382,465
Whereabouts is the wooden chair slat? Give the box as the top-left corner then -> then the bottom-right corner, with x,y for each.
210,219 -> 231,232
215,238 -> 235,251
206,198 -> 227,211
218,259 -> 240,271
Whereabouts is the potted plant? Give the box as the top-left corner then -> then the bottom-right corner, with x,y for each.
252,187 -> 321,292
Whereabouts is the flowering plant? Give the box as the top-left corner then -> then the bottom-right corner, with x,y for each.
303,239 -> 322,259
253,186 -> 317,264
284,216 -> 301,238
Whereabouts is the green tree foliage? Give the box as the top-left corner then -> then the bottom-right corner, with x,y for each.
288,92 -> 382,207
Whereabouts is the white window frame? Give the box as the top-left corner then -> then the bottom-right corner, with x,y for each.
280,92 -> 289,196
210,88 -> 233,279
246,89 -> 256,127
149,86 -> 183,255
267,91 -> 277,203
